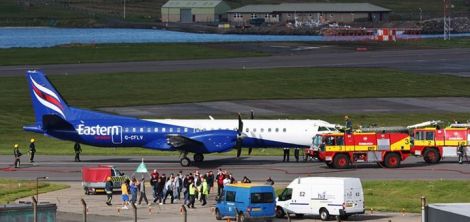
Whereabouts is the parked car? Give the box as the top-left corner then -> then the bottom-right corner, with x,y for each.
215,183 -> 276,222
276,177 -> 364,221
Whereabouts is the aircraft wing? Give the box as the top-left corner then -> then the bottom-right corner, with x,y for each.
166,134 -> 203,148
165,130 -> 238,153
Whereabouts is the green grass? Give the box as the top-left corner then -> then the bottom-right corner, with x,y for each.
0,43 -> 266,66
2,67 -> 470,155
276,180 -> 470,213
0,178 -> 69,204
363,180 -> 470,213
393,37 -> 470,48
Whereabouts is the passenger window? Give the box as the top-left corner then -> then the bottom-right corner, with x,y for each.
154,128 -> 158,133
253,128 -> 257,132
261,128 -> 264,132
147,128 -> 151,133
275,128 -> 279,132
226,191 -> 236,202
184,128 -> 188,133
336,136 -> 344,145
169,128 -> 173,133
246,128 -> 249,132
251,192 -> 274,204
426,132 -> 434,140
283,128 -> 286,132
132,128 -> 136,133
162,128 -> 166,133
278,188 -> 292,201
125,128 -> 129,133
140,128 -> 144,133
268,128 -> 271,132
177,128 -> 181,133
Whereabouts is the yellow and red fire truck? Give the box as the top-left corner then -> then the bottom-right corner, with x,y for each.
316,131 -> 412,169
411,124 -> 470,163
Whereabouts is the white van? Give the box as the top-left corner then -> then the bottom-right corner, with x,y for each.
276,177 -> 364,221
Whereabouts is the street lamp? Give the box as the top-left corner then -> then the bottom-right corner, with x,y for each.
36,176 -> 48,203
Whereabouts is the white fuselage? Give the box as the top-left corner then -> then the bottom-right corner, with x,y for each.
147,119 -> 337,147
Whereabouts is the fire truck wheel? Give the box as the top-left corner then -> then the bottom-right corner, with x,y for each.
333,154 -> 351,169
423,148 -> 441,164
384,153 -> 401,168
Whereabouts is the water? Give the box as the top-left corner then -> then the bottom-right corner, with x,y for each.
0,27 -> 469,48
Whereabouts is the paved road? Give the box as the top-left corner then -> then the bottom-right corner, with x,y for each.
99,97 -> 470,117
1,155 -> 469,182
1,48 -> 470,76
19,182 -> 420,222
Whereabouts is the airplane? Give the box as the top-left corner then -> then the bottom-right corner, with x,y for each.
23,70 -> 338,166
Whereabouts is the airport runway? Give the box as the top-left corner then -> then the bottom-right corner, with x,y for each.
1,155 -> 469,182
1,48 -> 470,76
99,97 -> 470,117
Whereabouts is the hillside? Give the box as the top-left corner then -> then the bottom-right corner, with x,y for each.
2,0 -> 469,27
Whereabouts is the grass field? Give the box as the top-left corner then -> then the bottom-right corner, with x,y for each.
2,67 -> 470,155
276,180 -> 470,213
0,179 -> 69,204
0,43 -> 266,66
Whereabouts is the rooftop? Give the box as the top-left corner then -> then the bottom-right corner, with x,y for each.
162,0 -> 224,8
228,3 -> 391,13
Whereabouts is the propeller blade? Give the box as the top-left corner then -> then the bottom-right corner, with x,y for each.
248,148 -> 253,155
237,113 -> 243,135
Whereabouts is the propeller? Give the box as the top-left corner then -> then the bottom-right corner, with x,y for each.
248,110 -> 254,155
236,113 -> 243,158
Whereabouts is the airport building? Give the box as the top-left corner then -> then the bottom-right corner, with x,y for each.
227,3 -> 391,24
161,0 -> 231,23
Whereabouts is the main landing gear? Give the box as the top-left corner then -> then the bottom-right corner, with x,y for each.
179,152 -> 204,167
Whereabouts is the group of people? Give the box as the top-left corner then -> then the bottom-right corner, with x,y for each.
12,139 -> 83,168
113,168 -> 275,209
282,148 -> 301,162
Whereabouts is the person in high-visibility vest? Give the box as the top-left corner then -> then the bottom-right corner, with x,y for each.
201,177 -> 208,206
187,181 -> 197,208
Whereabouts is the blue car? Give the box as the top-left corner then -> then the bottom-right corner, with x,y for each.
215,184 -> 276,222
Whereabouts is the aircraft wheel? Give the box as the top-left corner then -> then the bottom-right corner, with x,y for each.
194,153 -> 204,162
180,157 -> 191,167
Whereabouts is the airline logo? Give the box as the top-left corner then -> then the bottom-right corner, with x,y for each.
30,76 -> 65,119
77,124 -> 121,136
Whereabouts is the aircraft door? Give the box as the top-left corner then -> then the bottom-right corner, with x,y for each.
112,126 -> 123,144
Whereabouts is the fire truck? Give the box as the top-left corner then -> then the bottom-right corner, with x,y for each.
316,131 -> 412,169
410,123 -> 470,164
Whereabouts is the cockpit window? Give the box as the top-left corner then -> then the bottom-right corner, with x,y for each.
318,127 -> 328,131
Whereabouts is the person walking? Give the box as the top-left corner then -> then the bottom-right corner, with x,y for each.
74,142 -> 82,162
138,177 -> 149,205
457,143 -> 466,164
294,148 -> 300,162
150,173 -> 158,204
187,181 -> 197,208
183,175 -> 191,205
155,177 -> 164,205
105,176 -> 113,206
121,179 -> 130,209
129,178 -> 138,205
201,177 -> 208,206
207,171 -> 214,194
283,148 -> 290,162
345,115 -> 353,134
29,138 -> 36,163
13,144 -> 22,168
216,171 -> 224,197
163,177 -> 175,204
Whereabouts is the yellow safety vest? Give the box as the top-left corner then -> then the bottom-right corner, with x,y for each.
189,183 -> 196,195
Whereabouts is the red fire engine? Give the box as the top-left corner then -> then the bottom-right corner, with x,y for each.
316,131 -> 411,169
411,123 -> 470,163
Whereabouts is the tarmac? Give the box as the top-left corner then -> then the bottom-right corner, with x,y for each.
1,47 -> 470,77
17,182 -> 421,222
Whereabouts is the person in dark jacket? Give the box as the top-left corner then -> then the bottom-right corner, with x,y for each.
105,176 -> 113,206
150,173 -> 158,202
294,148 -> 300,162
138,177 -> 149,205
283,148 -> 290,162
206,171 -> 214,194
29,138 -> 36,163
345,115 -> 353,134
13,144 -> 22,168
74,143 -> 82,162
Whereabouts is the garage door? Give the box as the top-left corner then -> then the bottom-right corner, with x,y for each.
180,8 -> 192,23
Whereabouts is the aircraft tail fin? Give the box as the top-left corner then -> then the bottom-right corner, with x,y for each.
26,70 -> 71,123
